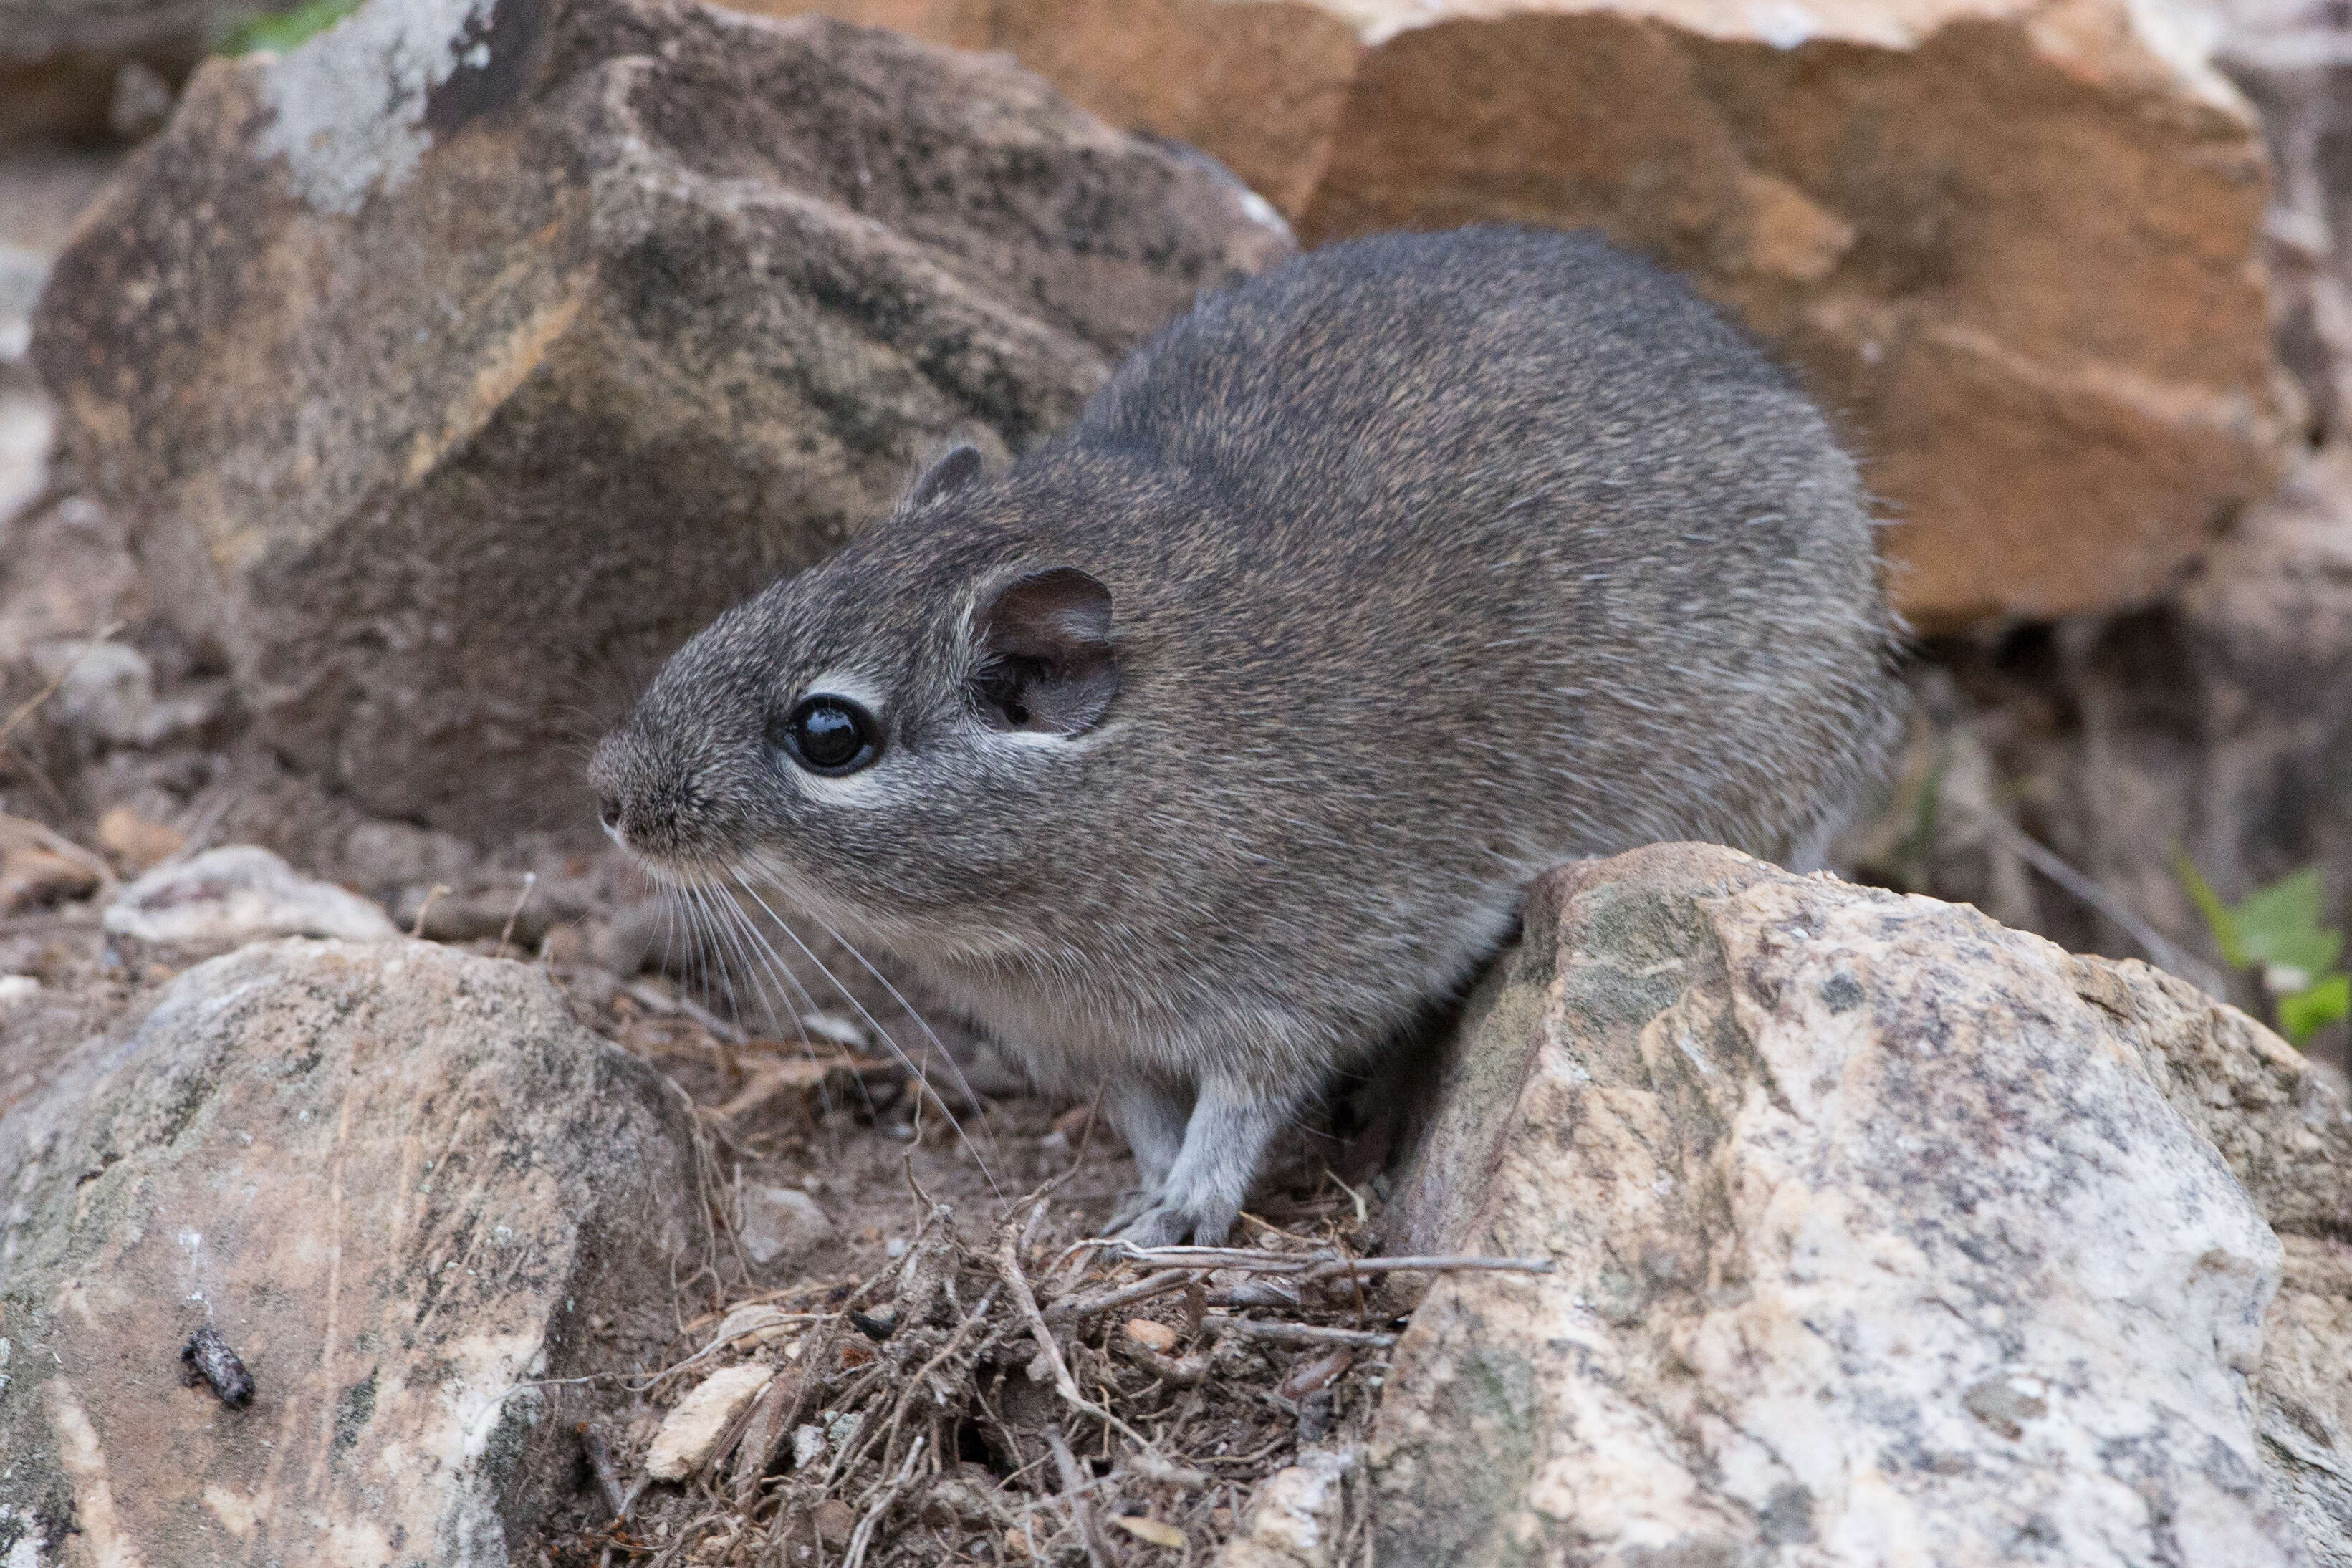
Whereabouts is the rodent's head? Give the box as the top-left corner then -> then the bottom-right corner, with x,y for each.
587,446 -> 1123,945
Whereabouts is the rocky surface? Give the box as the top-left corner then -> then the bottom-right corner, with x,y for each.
1216,1445 -> 1358,1568
31,0 -> 1291,839
1376,841 -> 2343,1567
103,844 -> 401,954
0,938 -> 707,1567
754,0 -> 2289,626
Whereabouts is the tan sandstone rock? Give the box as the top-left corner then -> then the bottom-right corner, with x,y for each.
0,938 -> 706,1566
1375,842 -> 2348,1565
30,0 -> 1290,839
751,0 -> 2290,625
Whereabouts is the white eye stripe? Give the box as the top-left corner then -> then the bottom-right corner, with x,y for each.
794,670 -> 887,714
792,766 -> 902,809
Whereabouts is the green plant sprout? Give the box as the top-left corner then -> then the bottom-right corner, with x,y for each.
216,0 -> 361,56
2175,855 -> 2351,1047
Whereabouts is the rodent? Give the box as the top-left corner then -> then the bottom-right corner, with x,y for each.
590,226 -> 1904,1246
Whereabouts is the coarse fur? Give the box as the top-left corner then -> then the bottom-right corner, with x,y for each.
592,226 -> 1905,1244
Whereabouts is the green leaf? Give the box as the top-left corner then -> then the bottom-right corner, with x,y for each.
2235,867 -> 2344,978
2280,974 -> 2352,1047
216,0 -> 361,55
2174,851 -> 2247,968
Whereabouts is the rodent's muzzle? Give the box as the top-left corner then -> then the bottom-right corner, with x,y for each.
587,726 -> 698,866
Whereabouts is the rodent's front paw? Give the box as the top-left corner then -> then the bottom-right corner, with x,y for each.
1106,1191 -> 1239,1249
1110,1201 -> 1191,1249
1108,1185 -> 1161,1232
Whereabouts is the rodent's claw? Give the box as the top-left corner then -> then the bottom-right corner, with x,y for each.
1108,1185 -> 1160,1232
1108,1200 -> 1195,1249
1105,1189 -> 1242,1248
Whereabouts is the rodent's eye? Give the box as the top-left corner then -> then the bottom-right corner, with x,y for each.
774,695 -> 881,776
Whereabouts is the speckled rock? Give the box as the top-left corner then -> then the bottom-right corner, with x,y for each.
1376,842 -> 2348,1567
0,938 -> 705,1567
30,0 -> 1291,840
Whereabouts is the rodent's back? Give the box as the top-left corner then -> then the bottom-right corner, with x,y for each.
1055,228 -> 1894,870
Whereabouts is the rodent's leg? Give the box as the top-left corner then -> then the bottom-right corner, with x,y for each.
1113,1078 -> 1300,1248
1104,1078 -> 1190,1192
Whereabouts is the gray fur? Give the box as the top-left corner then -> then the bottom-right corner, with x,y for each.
591,226 -> 1905,1244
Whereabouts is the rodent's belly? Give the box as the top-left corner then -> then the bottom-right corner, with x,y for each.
894,882 -> 1532,1098
915,965 -> 1181,1095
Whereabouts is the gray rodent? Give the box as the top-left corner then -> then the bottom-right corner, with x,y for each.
591,226 -> 1904,1246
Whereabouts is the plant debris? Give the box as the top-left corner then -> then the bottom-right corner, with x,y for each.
554,1150 -> 1540,1567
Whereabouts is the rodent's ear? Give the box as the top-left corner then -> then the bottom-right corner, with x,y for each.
906,444 -> 983,509
971,568 -> 1118,736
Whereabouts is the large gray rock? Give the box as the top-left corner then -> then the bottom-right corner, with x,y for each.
0,938 -> 705,1567
30,0 -> 1291,839
1376,842 -> 2348,1567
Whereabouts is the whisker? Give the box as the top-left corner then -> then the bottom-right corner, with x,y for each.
762,869 -> 999,1146
686,877 -> 776,1033
696,876 -> 885,1127
727,875 -> 1001,1194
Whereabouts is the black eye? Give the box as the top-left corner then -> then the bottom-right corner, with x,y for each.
776,695 -> 881,776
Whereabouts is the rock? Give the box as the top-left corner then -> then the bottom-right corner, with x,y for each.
103,845 -> 400,954
32,0 -> 1292,842
1216,1445 -> 1356,1568
645,1363 -> 776,1481
0,937 -> 706,1567
759,0 -> 2287,626
0,814 -> 107,914
94,804 -> 183,872
29,638 -> 219,748
0,973 -> 37,1004
736,1183 -> 834,1266
1122,1318 -> 1178,1353
2217,0 -> 2352,443
1375,842 -> 2335,1566
338,818 -> 476,892
2066,937 -> 2352,1557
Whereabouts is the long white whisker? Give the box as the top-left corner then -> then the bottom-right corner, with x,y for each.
699,877 -> 885,1124
687,877 -> 777,1032
728,875 -> 1000,1193
751,857 -> 998,1143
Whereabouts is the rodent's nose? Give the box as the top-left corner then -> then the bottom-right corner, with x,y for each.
595,789 -> 625,841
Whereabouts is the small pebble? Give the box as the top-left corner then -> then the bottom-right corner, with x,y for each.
792,1422 -> 827,1470
813,1499 -> 857,1547
1122,1318 -> 1179,1353
0,974 -> 39,1004
644,1363 -> 773,1481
